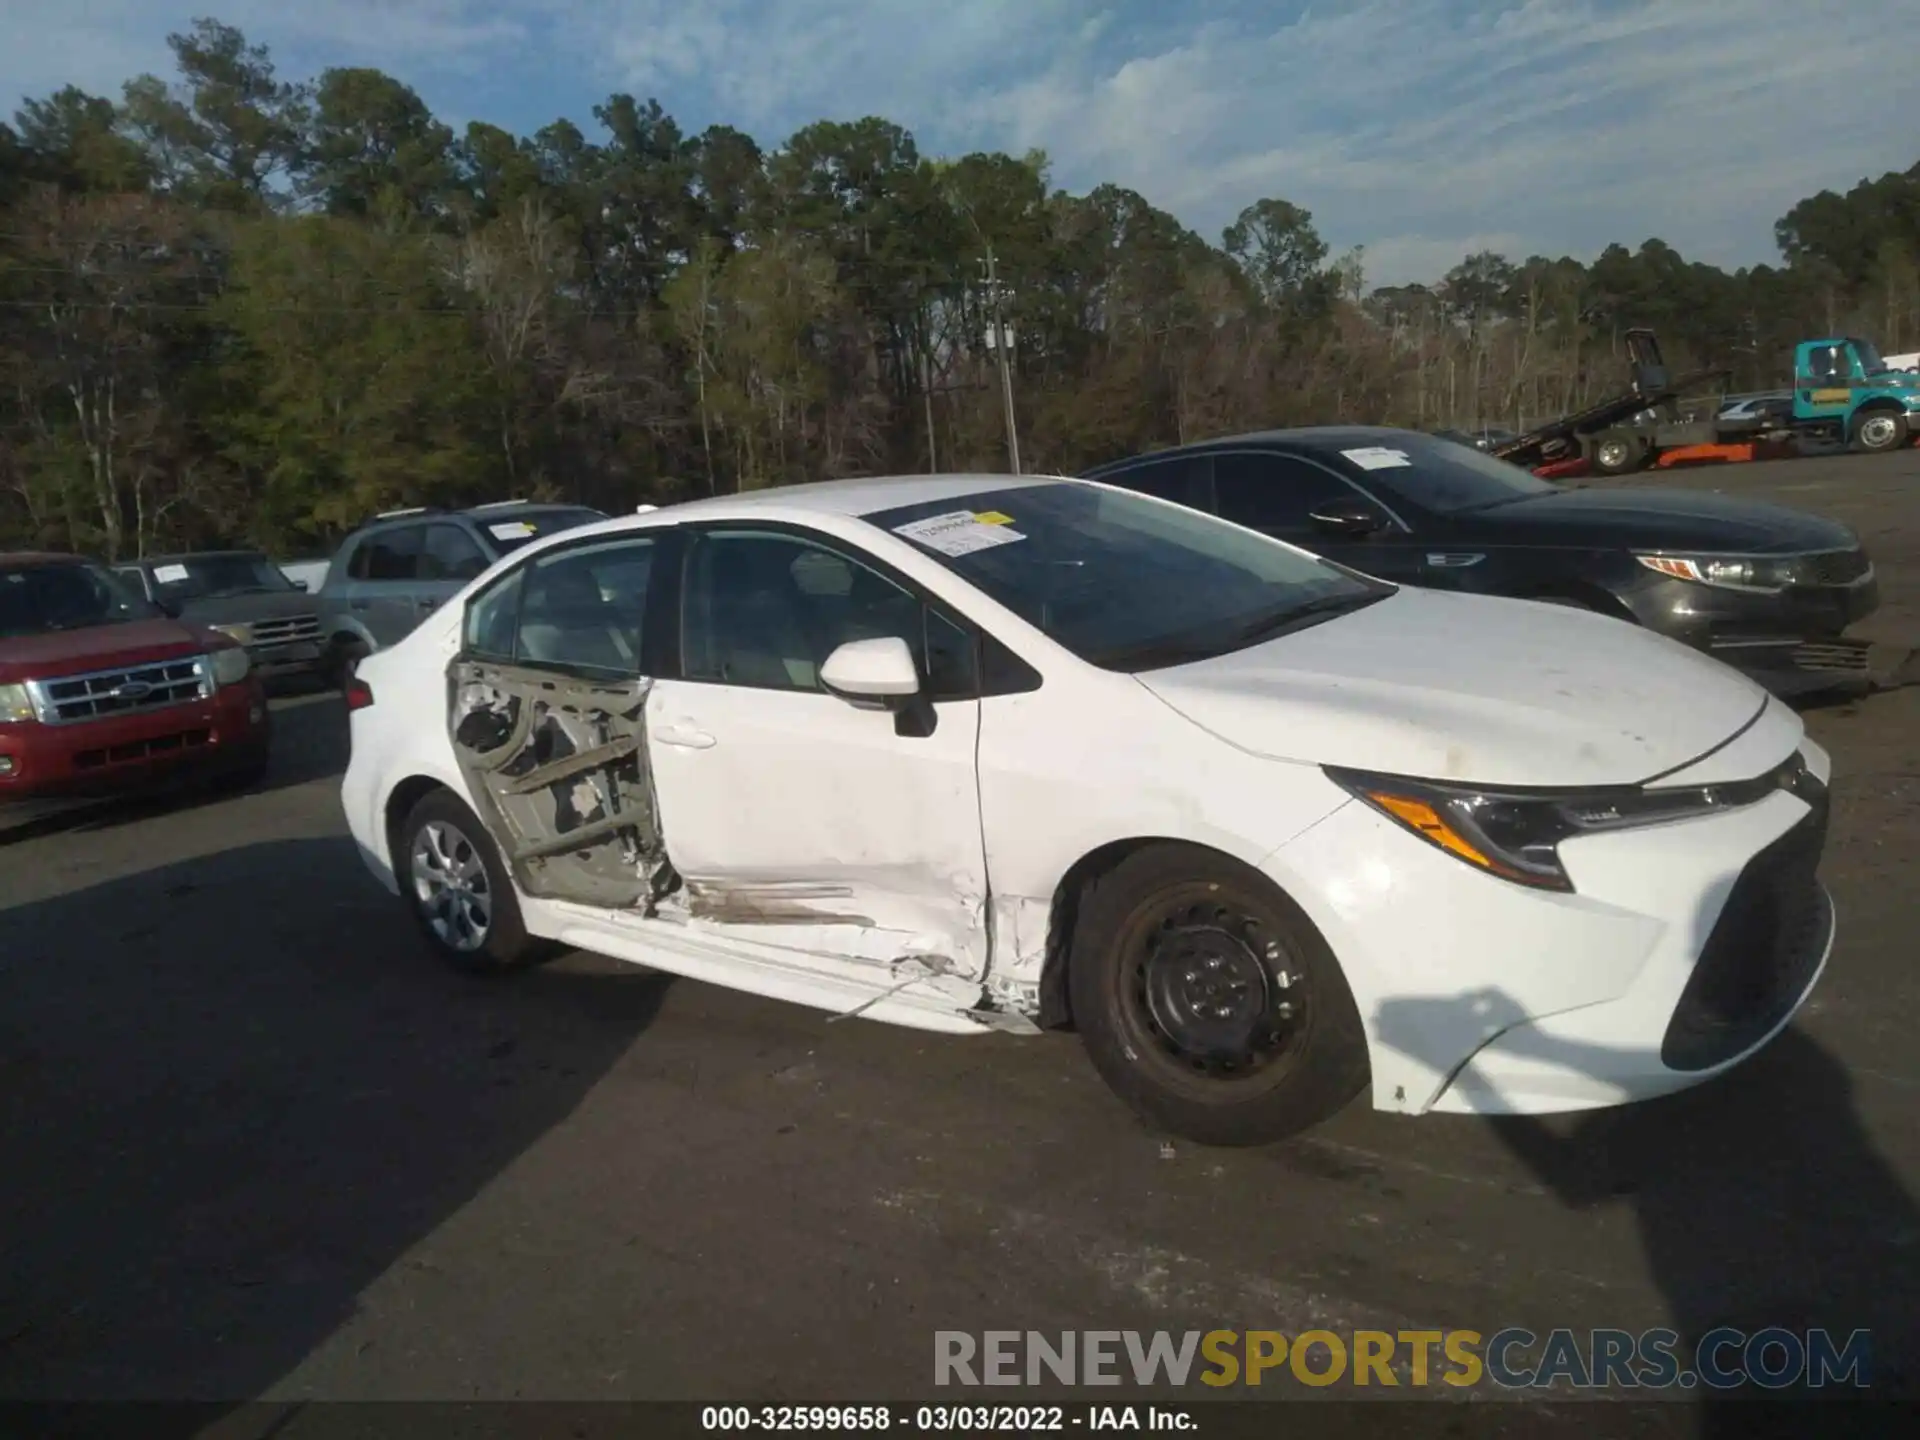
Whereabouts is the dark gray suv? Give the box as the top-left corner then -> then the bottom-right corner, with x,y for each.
114,549 -> 327,685
317,500 -> 606,679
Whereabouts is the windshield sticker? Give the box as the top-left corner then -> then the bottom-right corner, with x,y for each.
488,521 -> 537,539
1341,447 -> 1412,470
152,563 -> 190,583
892,509 -> 1027,557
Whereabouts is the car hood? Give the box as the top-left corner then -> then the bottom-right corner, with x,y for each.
1462,485 -> 1858,552
0,617 -> 209,685
175,590 -> 319,625
1134,589 -> 1771,788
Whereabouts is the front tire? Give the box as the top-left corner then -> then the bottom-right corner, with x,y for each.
1851,409 -> 1907,455
1068,843 -> 1368,1146
396,789 -> 550,975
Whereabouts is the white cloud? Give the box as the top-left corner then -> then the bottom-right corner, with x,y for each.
4,1 -> 1917,285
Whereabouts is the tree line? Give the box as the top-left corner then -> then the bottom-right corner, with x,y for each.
2,18 -> 1916,559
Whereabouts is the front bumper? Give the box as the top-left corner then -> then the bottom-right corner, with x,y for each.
0,679 -> 270,804
1267,737 -> 1831,1117
1621,569 -> 1881,695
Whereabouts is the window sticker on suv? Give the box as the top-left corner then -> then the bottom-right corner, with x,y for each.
489,521 -> 537,540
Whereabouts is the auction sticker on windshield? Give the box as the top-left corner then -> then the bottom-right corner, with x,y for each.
153,563 -> 191,583
893,510 -> 1026,557
488,521 -> 536,540
1342,447 -> 1412,470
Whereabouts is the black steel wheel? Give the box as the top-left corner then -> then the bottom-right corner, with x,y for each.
1069,843 -> 1368,1146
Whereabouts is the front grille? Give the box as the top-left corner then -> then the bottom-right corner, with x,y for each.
73,728 -> 213,769
1661,794 -> 1831,1073
1790,639 -> 1873,674
29,656 -> 210,725
1793,549 -> 1871,586
248,614 -> 322,647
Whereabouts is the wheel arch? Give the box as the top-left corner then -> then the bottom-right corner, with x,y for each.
1034,834 -> 1323,1032
384,774 -> 456,881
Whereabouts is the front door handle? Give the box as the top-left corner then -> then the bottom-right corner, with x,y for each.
655,724 -> 716,750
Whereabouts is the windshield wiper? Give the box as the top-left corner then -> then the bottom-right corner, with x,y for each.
1095,592 -> 1386,673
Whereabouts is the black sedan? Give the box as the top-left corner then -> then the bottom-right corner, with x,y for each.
1081,426 -> 1880,697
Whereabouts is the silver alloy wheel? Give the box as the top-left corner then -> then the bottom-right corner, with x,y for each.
1598,438 -> 1632,470
1858,414 -> 1899,450
410,818 -> 492,952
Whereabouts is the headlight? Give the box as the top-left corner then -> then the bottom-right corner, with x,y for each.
1634,553 -> 1785,592
0,682 -> 36,723
1324,755 -> 1820,892
209,646 -> 252,686
211,622 -> 254,644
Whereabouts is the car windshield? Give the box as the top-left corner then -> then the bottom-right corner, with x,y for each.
145,552 -> 294,599
1331,434 -> 1561,514
865,482 -> 1391,672
475,506 -> 606,554
1,560 -> 159,639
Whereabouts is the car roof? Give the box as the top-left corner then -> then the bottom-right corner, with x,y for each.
133,548 -> 266,564
643,472 -> 1065,523
1082,426 -> 1427,474
1,551 -> 94,568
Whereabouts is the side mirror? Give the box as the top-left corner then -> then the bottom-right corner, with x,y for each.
820,636 -> 920,702
1308,498 -> 1389,536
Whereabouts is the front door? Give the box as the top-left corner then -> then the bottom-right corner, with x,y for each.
644,526 -> 991,977
1210,451 -> 1428,583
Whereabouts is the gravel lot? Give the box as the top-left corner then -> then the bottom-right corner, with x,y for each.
3,450 -> 1916,1426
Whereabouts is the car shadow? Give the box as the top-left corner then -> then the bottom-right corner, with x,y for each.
1374,990 -> 1917,1428
0,837 -> 672,1408
0,691 -> 349,848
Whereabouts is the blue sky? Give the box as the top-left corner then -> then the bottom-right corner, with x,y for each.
4,0 -> 1918,286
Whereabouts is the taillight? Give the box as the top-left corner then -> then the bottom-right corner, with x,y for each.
345,677 -> 374,711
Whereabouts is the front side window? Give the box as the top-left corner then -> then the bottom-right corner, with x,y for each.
510,537 -> 655,674
866,482 -> 1389,672
1212,453 -> 1368,530
681,530 -> 975,699
141,552 -> 297,601
0,561 -> 159,639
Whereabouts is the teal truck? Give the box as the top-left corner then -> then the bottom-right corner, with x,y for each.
1496,330 -> 1920,475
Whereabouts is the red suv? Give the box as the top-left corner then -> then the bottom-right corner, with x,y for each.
1,553 -> 272,808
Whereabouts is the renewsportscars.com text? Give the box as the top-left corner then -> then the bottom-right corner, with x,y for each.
933,1327 -> 1872,1390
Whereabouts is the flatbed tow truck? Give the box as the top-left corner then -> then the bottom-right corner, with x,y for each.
1494,330 -> 1920,477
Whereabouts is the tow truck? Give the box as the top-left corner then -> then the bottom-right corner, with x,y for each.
1495,331 -> 1920,476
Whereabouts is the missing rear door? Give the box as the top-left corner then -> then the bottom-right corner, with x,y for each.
448,659 -> 678,910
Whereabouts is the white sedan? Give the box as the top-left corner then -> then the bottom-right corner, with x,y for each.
340,473 -> 1834,1145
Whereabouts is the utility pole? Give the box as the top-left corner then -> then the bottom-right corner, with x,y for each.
980,246 -> 1021,475
922,349 -> 938,472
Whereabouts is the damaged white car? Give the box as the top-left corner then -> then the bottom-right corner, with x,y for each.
341,474 -> 1834,1145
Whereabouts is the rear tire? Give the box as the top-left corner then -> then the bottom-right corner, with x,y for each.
1068,843 -> 1368,1146
1850,409 -> 1907,455
396,788 -> 551,976
1591,435 -> 1643,476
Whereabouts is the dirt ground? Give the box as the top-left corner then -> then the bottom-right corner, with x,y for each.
3,449 -> 1916,1433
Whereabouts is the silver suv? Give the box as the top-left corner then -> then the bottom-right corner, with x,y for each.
317,500 -> 605,680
